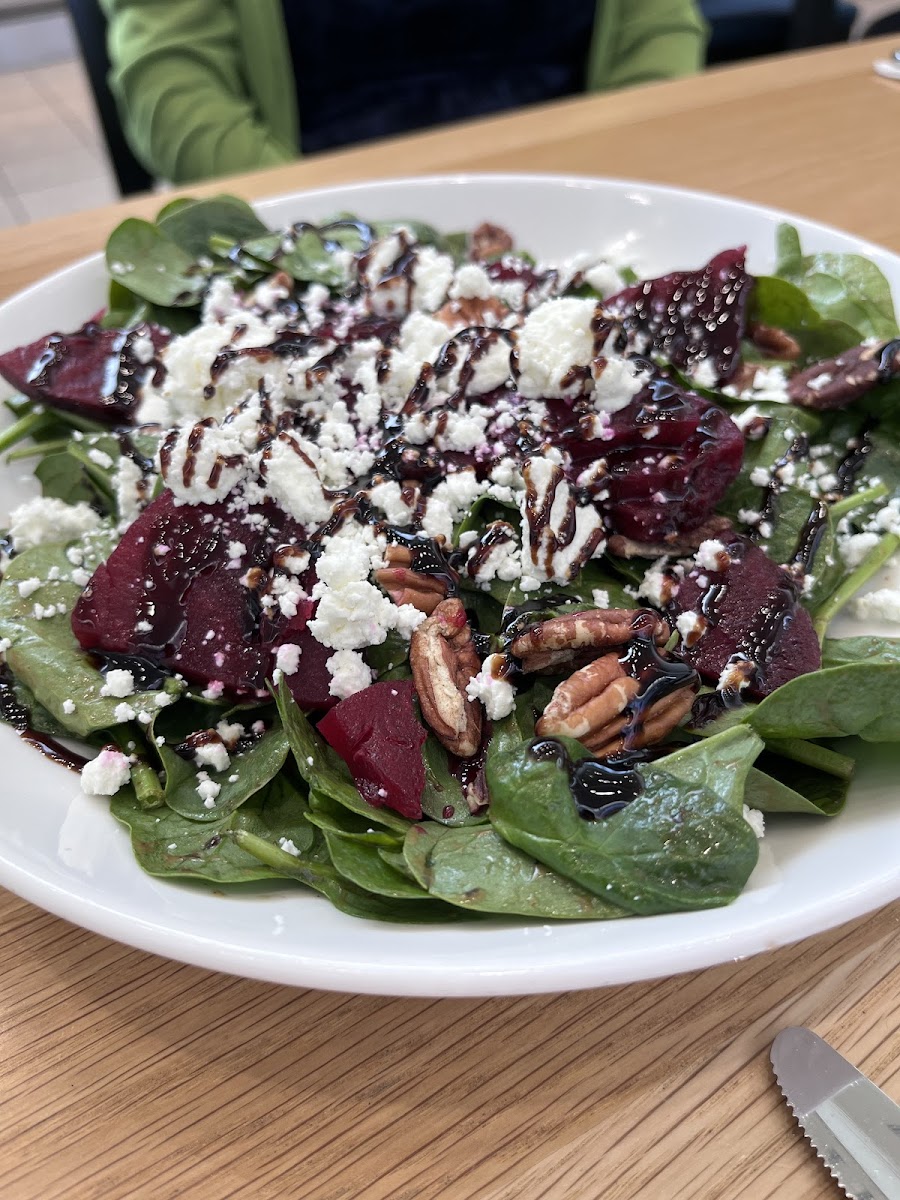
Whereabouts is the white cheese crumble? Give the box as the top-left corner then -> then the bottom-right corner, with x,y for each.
516,297 -> 597,400
99,668 -> 136,698
274,643 -> 301,676
8,497 -> 101,552
326,649 -> 374,699
854,588 -> 900,624
466,655 -> 517,720
743,805 -> 765,839
81,748 -> 131,797
694,539 -> 730,572
195,741 -> 231,772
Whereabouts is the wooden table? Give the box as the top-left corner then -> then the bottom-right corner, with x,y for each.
1,36 -> 899,1200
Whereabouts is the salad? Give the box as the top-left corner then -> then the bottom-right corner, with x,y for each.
0,193 -> 898,925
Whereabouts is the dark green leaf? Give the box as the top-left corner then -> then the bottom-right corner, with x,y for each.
106,218 -> 207,307
487,726 -> 762,914
419,736 -> 486,826
745,752 -> 849,816
749,275 -> 861,362
403,823 -> 628,918
822,636 -> 900,668
157,195 -> 268,258
747,661 -> 900,741
774,222 -> 899,341
159,724 -> 290,820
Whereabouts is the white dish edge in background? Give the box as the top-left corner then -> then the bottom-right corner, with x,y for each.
0,173 -> 898,997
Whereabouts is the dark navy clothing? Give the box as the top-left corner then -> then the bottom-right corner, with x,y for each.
281,0 -> 596,154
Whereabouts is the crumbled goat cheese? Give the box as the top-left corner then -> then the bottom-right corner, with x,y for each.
99,669 -> 136,698
195,740 -> 231,772
326,649 -> 374,699
62,700 -> 76,714
854,588 -> 900,624
274,643 -> 302,676
516,297 -> 597,399
196,773 -> 221,808
113,702 -> 137,723
591,588 -> 610,609
278,837 -> 301,857
695,539 -> 730,571
466,654 -> 517,720
88,447 -> 114,469
8,497 -> 101,552
743,805 -> 765,838
749,466 -> 771,488
691,357 -> 720,389
81,748 -> 131,796
676,611 -> 707,645
17,577 -> 41,599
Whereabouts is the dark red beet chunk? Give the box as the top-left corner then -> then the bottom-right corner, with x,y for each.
668,534 -> 821,699
71,488 -> 335,709
0,321 -> 169,422
607,248 -> 752,383
550,379 -> 745,543
318,680 -> 426,819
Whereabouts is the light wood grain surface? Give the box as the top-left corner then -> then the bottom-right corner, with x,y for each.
0,36 -> 899,1200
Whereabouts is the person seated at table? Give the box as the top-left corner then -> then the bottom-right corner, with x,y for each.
100,0 -> 708,185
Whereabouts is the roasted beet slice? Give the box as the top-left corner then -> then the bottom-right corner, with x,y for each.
607,248 -> 752,383
318,679 -> 426,819
667,534 -> 821,699
554,380 -> 744,543
0,322 -> 169,422
71,488 -> 335,706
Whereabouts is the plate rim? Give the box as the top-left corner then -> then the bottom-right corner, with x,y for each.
0,170 -> 898,997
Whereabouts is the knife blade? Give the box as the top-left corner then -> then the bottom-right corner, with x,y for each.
771,1027 -> 900,1200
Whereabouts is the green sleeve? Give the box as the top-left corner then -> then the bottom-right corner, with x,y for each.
99,0 -> 296,184
587,0 -> 708,91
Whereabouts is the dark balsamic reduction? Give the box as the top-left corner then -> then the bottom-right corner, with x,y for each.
790,500 -> 828,575
0,666 -> 88,772
877,337 -> 900,382
528,737 -> 645,820
617,634 -> 697,748
834,431 -> 873,496
89,650 -> 171,691
386,528 -> 459,595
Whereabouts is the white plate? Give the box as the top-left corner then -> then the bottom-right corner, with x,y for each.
1,173 -> 898,997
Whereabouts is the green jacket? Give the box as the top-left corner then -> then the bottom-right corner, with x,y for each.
100,0 -> 708,185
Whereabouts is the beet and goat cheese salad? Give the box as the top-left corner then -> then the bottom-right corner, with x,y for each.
0,194 -> 898,923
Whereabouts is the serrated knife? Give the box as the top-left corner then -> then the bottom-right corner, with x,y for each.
771,1027 -> 900,1199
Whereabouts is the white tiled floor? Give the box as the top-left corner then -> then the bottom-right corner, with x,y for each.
0,12 -> 118,226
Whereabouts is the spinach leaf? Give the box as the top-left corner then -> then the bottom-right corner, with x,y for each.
747,661 -> 900,741
106,218 -> 208,308
403,823 -> 628,918
419,735 -> 486,826
364,630 -> 411,681
156,195 -> 268,258
34,451 -> 97,507
0,536 -> 182,737
274,679 -> 410,834
487,726 -> 762,914
235,826 -> 465,922
774,223 -> 899,342
158,724 -> 290,821
749,276 -> 861,362
305,789 -> 402,846
822,636 -> 900,668
745,753 -> 848,816
111,772 -> 313,883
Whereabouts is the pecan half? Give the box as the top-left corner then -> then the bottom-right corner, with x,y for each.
374,544 -> 451,615
470,222 -> 514,262
747,321 -> 802,361
788,339 -> 900,409
509,608 -> 669,674
535,649 -> 697,758
608,515 -> 734,560
410,598 -> 482,757
435,295 -> 508,330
